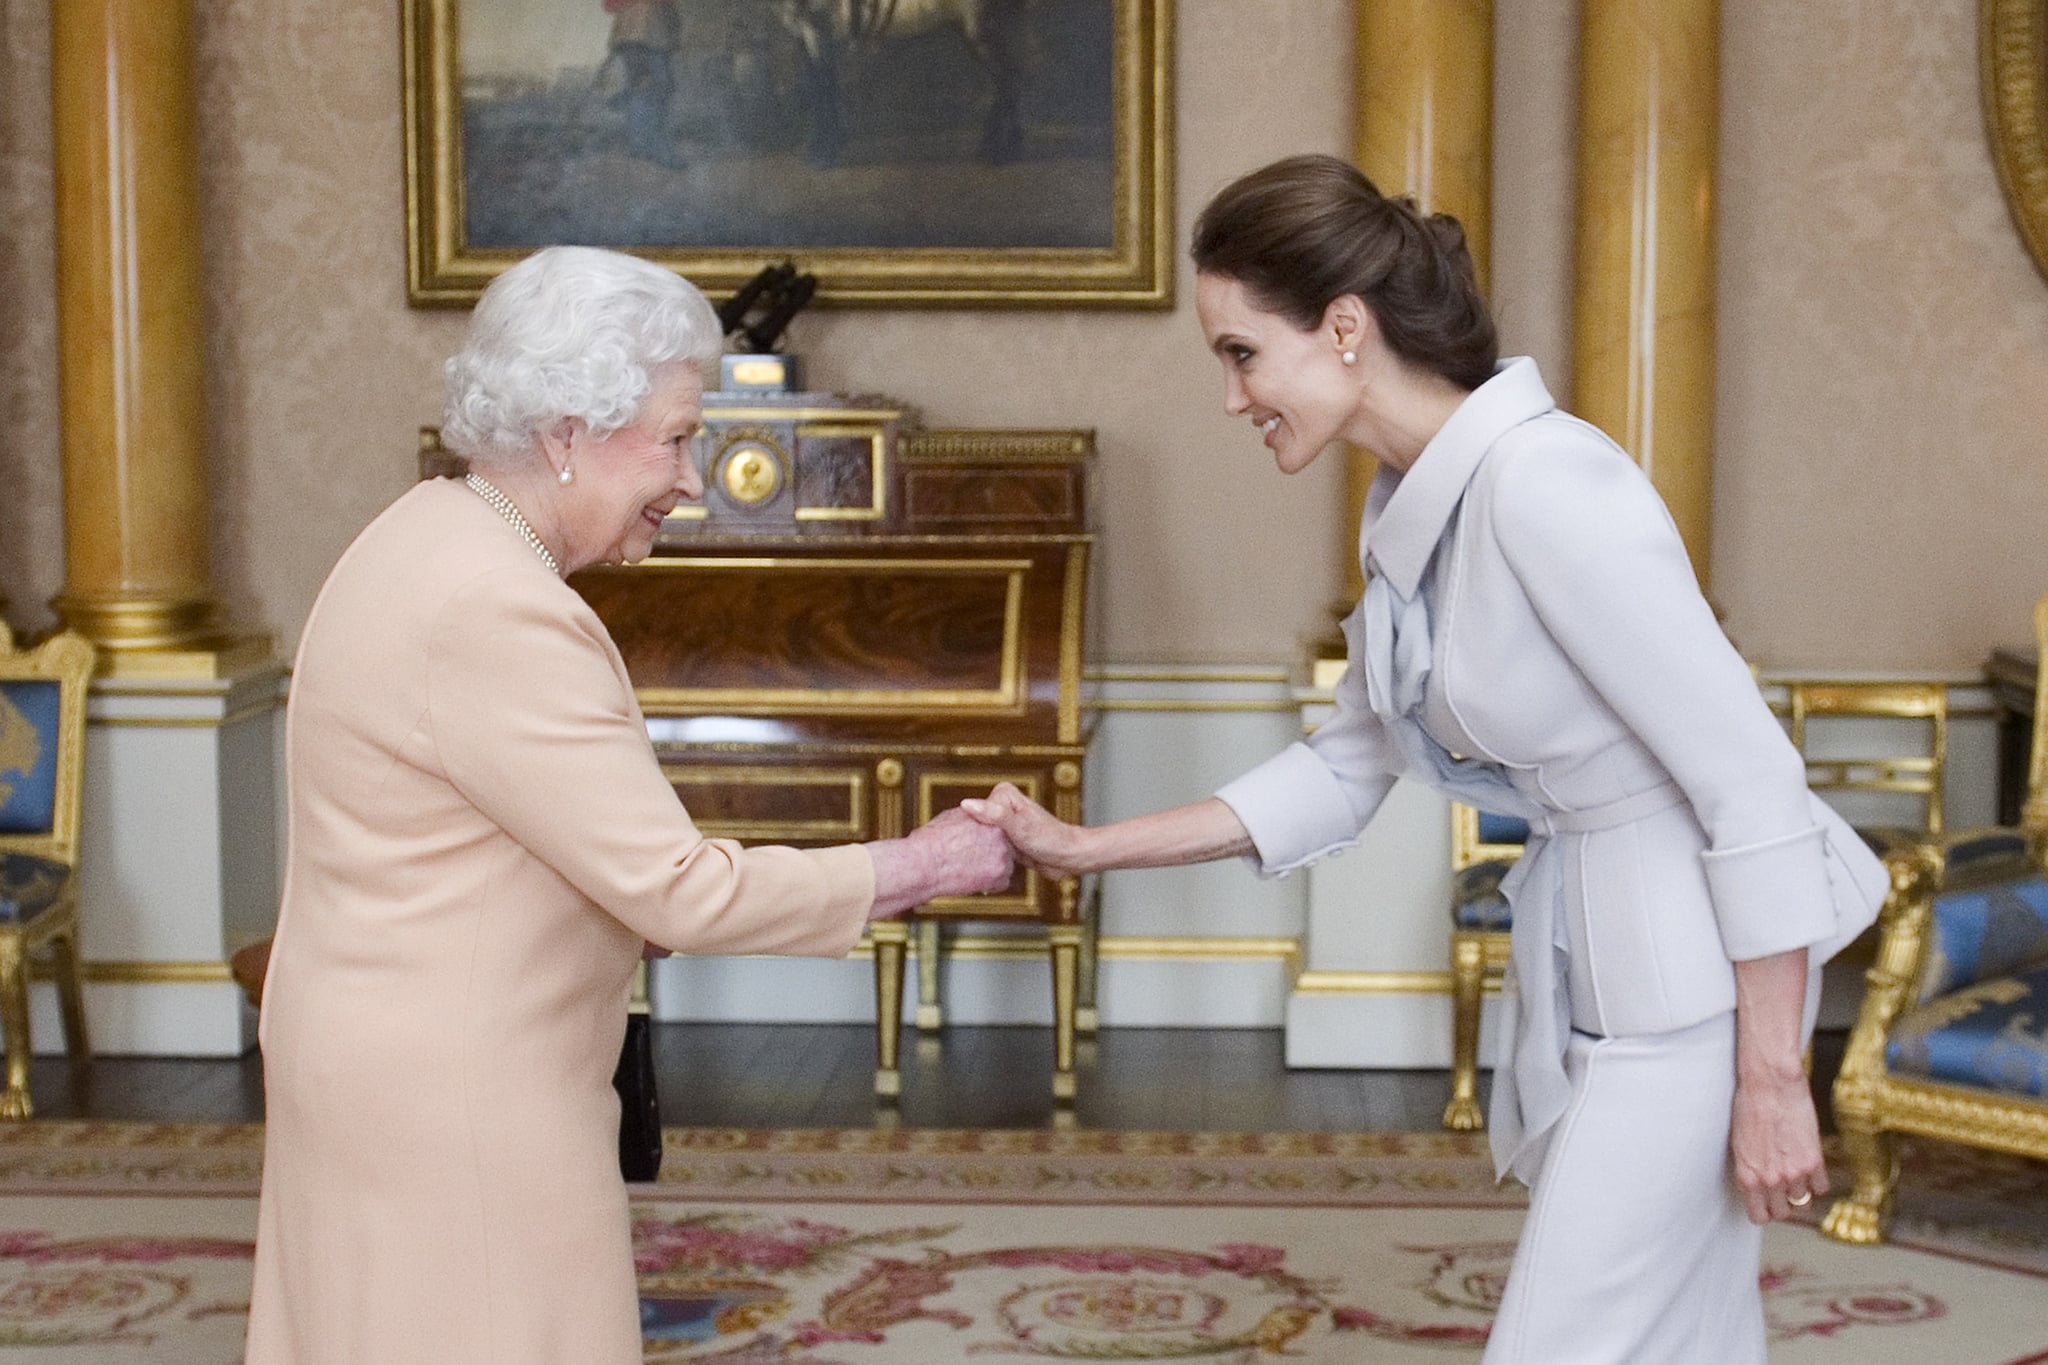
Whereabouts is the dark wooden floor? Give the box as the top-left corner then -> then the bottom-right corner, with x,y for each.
20,1022 -> 1850,1133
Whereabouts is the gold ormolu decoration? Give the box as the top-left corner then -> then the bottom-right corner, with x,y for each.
1572,0 -> 1721,587
720,445 -> 782,505
1821,593 -> 2048,1245
48,0 -> 223,657
1346,0 -> 1495,610
1984,0 -> 2048,285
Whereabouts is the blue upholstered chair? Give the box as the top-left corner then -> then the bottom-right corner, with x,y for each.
1442,804 -> 1528,1130
0,624 -> 94,1119
1823,603 -> 2048,1244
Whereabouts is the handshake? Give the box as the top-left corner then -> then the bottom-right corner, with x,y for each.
866,782 -> 1075,920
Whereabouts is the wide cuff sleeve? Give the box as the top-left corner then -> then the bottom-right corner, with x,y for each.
1214,742 -> 1369,877
1699,824 -> 1837,961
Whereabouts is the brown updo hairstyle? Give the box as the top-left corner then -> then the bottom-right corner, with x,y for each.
1191,154 -> 1498,392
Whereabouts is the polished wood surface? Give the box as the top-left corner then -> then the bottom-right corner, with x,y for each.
24,1023 -> 1860,1137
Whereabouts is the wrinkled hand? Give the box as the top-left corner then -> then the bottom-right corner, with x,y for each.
868,807 -> 1014,920
961,782 -> 1087,881
1731,1071 -> 1828,1223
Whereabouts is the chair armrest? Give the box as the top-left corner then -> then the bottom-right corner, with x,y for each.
1834,845 -> 1942,1101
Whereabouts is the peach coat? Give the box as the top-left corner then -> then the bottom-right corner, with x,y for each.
245,477 -> 875,1364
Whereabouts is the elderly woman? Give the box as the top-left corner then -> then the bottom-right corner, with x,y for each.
245,246 -> 1011,1364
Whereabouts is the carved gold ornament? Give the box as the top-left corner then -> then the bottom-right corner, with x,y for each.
1984,0 -> 2048,283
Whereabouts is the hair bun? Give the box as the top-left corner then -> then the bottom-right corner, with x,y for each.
1424,211 -> 1468,257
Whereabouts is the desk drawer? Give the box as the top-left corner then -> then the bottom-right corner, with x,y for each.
661,761 -> 870,844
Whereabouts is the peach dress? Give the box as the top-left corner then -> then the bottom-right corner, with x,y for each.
246,478 -> 874,1363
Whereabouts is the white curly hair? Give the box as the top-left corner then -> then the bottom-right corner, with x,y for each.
441,246 -> 724,472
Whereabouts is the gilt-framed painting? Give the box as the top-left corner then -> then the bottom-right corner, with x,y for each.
1985,0 -> 2048,283
402,0 -> 1173,308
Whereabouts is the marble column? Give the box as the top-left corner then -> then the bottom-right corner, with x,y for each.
1346,0 -> 1493,606
1282,0 -> 1493,1072
48,0 -> 252,670
39,0 -> 282,1056
1571,0 -> 1721,587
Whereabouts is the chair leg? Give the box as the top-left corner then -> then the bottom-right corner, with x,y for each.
915,918 -> 944,1033
1049,923 -> 1081,1103
1075,876 -> 1101,1037
1820,1113 -> 1898,1245
0,940 -> 32,1120
1443,933 -> 1485,1131
49,927 -> 90,1064
870,920 -> 908,1101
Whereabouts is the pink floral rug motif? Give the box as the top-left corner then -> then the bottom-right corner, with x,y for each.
0,1124 -> 2037,1361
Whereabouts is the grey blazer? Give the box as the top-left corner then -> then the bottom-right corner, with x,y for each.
1217,358 -> 1885,1177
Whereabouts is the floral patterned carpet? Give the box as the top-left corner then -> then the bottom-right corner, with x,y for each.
0,1124 -> 2041,1361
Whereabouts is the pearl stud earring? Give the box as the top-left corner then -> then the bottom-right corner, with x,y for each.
1341,350 -> 1357,366
559,466 -> 574,485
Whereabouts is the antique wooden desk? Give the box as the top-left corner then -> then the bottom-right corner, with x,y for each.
428,393 -> 1095,1101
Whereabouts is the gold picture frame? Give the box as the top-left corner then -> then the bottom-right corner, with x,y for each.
402,0 -> 1173,309
1985,0 -> 2048,283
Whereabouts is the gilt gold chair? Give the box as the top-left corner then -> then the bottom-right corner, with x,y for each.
1441,803 -> 1527,1130
0,624 -> 95,1119
1822,599 -> 2048,1245
1788,681 -> 1947,847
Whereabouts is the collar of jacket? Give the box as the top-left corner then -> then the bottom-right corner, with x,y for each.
1359,356 -> 1556,601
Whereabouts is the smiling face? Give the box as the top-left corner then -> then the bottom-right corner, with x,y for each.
559,361 -> 705,572
1195,272 -> 1361,475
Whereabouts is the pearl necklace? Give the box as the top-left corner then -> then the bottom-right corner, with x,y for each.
464,473 -> 561,576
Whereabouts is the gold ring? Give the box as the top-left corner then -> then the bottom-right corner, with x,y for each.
1788,1191 -> 1812,1207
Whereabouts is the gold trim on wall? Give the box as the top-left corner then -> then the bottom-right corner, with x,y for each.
1984,0 -> 2048,283
29,961 -> 233,985
1086,666 -> 1292,685
1089,699 -> 1302,713
401,0 -> 1174,307
847,933 -> 1300,965
1294,969 -> 1494,996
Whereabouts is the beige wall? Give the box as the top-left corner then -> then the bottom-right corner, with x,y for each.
3,0 -> 2045,670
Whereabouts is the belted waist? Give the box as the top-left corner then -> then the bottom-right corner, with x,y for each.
1489,777 -> 1688,1184
1532,781 -> 1685,836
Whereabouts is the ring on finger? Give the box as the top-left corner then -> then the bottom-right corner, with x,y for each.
1788,1191 -> 1812,1208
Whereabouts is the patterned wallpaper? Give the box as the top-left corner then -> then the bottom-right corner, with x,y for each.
1713,0 -> 2048,667
0,0 -> 62,640
2,0 -> 2045,669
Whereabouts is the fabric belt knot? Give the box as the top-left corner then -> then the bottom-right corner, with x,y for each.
1490,779 -> 1686,1184
1360,558 -> 1433,726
